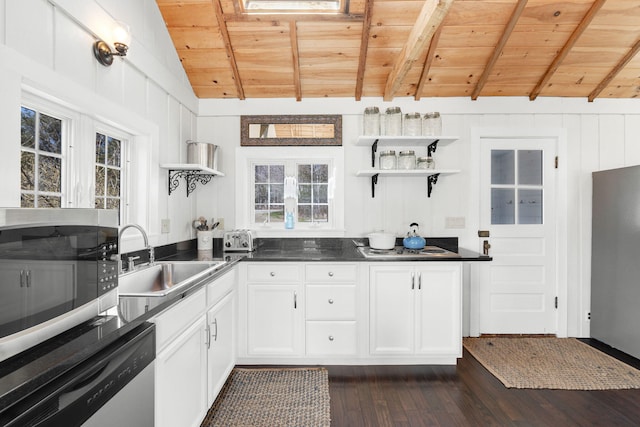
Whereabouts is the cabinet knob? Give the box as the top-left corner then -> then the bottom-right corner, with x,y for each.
328,271 -> 334,277
270,272 -> 275,277
328,298 -> 334,304
328,336 -> 334,341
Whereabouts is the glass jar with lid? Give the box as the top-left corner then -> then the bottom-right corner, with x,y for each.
422,112 -> 442,136
384,107 -> 402,136
363,107 -> 380,136
379,150 -> 397,170
417,156 -> 436,170
403,112 -> 422,136
398,150 -> 416,169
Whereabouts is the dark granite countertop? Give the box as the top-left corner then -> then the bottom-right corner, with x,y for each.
0,236 -> 489,416
242,237 -> 491,262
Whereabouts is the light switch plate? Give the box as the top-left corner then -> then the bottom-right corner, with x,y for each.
445,217 -> 465,229
161,219 -> 170,233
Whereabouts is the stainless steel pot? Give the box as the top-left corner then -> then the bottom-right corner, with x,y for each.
186,140 -> 219,170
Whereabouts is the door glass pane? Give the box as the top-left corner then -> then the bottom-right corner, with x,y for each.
518,150 -> 542,185
491,188 -> 515,224
491,150 -> 514,185
518,189 -> 543,224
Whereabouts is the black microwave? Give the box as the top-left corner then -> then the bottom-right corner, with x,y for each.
0,209 -> 119,361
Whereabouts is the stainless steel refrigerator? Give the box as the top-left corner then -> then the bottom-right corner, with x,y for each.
591,165 -> 640,359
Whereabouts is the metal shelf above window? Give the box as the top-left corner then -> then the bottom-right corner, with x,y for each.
355,169 -> 460,198
160,164 -> 225,197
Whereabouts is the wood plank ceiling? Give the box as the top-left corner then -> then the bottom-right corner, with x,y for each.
156,0 -> 640,101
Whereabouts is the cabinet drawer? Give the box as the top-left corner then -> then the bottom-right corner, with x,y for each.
305,264 -> 357,282
207,269 -> 235,307
247,264 -> 301,282
306,285 -> 356,320
306,321 -> 357,355
153,287 -> 206,351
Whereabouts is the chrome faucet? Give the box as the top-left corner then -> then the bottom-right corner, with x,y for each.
119,224 -> 155,271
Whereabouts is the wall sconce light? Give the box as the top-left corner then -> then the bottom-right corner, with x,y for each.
93,22 -> 131,67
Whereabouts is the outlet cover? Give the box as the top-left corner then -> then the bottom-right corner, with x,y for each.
445,217 -> 466,229
161,219 -> 170,233
216,218 -> 224,230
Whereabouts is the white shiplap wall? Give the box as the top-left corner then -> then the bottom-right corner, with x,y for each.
0,0 -> 199,251
1,0 -> 640,338
197,97 -> 640,337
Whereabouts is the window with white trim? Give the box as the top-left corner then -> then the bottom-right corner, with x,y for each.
95,131 -> 128,222
20,106 -> 67,207
253,161 -> 330,224
19,93 -> 130,222
238,147 -> 344,236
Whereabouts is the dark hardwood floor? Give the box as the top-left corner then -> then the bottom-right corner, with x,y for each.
326,346 -> 640,427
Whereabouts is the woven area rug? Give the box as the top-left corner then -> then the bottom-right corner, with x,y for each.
464,337 -> 640,390
200,367 -> 330,427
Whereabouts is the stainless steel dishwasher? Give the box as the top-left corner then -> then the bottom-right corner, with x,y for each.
2,323 -> 155,427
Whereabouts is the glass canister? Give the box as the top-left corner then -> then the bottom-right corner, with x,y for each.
379,150 -> 397,170
398,150 -> 416,169
417,156 -> 436,170
403,112 -> 422,136
422,112 -> 442,136
384,107 -> 402,136
363,107 -> 380,136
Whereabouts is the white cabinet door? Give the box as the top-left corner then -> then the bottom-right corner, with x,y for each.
247,284 -> 302,356
415,264 -> 461,356
156,316 -> 208,427
369,266 -> 415,355
207,291 -> 235,406
369,263 -> 462,357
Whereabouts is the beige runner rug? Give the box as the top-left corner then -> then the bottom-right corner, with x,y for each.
200,367 -> 331,427
464,337 -> 640,390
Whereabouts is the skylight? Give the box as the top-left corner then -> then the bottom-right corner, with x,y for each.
242,0 -> 344,14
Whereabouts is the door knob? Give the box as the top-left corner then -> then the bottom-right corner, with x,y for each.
483,240 -> 491,256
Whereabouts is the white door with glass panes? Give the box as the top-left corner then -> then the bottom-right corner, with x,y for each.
479,137 -> 558,334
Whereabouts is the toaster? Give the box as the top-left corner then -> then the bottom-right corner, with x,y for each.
223,229 -> 255,252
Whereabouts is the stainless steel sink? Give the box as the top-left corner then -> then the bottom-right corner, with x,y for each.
118,261 -> 226,297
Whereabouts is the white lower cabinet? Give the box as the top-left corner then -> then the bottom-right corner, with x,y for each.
153,269 -> 237,427
369,263 -> 462,358
239,261 -> 462,364
241,263 -> 359,361
247,283 -> 303,356
207,291 -> 235,406
155,314 -> 208,427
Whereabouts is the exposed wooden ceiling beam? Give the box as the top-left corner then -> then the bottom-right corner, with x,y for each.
355,0 -> 374,101
471,0 -> 527,101
213,0 -> 245,100
290,21 -> 302,101
529,0 -> 607,101
588,37 -> 640,102
415,25 -> 442,101
383,0 -> 454,101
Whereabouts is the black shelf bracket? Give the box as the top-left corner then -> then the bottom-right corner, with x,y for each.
168,170 -> 214,197
371,173 -> 379,198
427,173 -> 440,198
371,139 -> 379,167
427,139 -> 440,157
